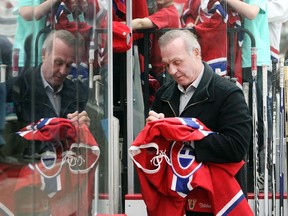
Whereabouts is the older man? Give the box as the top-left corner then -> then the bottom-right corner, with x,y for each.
146,29 -> 252,216
6,30 -> 90,159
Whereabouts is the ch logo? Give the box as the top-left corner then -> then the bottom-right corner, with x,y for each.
170,141 -> 202,178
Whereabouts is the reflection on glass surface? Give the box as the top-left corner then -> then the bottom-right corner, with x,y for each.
0,0 -> 109,215
0,0 -> 272,214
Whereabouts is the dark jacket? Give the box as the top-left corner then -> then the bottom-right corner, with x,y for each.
8,64 -> 88,125
151,62 -> 252,194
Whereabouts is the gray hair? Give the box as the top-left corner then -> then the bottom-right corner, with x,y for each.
158,29 -> 201,54
42,29 -> 76,54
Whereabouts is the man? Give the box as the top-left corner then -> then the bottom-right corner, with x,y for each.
6,29 -> 90,158
146,29 -> 252,215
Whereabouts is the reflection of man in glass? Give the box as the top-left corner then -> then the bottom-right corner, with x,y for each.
6,30 -> 90,158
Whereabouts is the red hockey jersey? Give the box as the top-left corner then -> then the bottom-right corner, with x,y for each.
14,118 -> 100,215
181,0 -> 243,83
129,117 -> 253,216
16,117 -> 100,177
181,0 -> 227,74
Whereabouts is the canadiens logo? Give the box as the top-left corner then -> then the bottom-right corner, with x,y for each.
32,143 -> 99,178
34,143 -> 64,178
170,141 -> 202,178
41,150 -> 57,170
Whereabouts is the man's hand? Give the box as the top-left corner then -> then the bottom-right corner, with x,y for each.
146,110 -> 165,123
67,111 -> 90,127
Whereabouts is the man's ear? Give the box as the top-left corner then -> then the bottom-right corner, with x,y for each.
193,48 -> 200,57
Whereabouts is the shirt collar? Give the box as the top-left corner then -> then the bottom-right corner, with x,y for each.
41,70 -> 63,94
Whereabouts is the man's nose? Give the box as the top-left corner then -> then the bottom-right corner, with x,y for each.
59,65 -> 69,75
168,65 -> 177,75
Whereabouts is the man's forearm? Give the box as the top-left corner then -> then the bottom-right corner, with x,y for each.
19,0 -> 61,21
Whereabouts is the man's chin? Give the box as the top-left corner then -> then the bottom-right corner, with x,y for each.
51,81 -> 62,90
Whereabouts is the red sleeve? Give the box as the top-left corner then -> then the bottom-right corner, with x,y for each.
132,0 -> 148,18
148,5 -> 180,29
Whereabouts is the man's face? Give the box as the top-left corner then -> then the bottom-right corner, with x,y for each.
160,37 -> 202,89
41,38 -> 75,90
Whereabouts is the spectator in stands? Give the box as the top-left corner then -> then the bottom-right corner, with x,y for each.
6,30 -> 90,159
0,0 -> 17,75
131,0 -> 180,105
146,29 -> 252,215
181,0 -> 228,75
268,0 -> 288,62
0,0 -> 17,38
132,0 -> 179,81
225,0 -> 271,191
13,0 -> 62,74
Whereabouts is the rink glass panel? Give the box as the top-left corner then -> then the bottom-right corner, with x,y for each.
0,1 -> 114,215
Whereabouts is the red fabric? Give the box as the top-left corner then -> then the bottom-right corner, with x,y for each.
181,0 -> 227,73
116,0 -> 126,15
49,1 -> 92,37
112,21 -> 132,53
16,118 -> 98,215
148,74 -> 161,106
0,164 -> 23,215
132,0 -> 148,18
113,0 -> 148,41
15,164 -> 96,216
55,17 -> 91,38
131,0 -> 149,41
0,118 -> 99,215
16,118 -> 100,175
113,0 -> 149,20
227,30 -> 243,83
148,5 -> 180,75
47,1 -> 92,63
182,0 -> 243,81
129,117 -> 253,216
85,0 -> 100,20
186,188 -> 212,213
